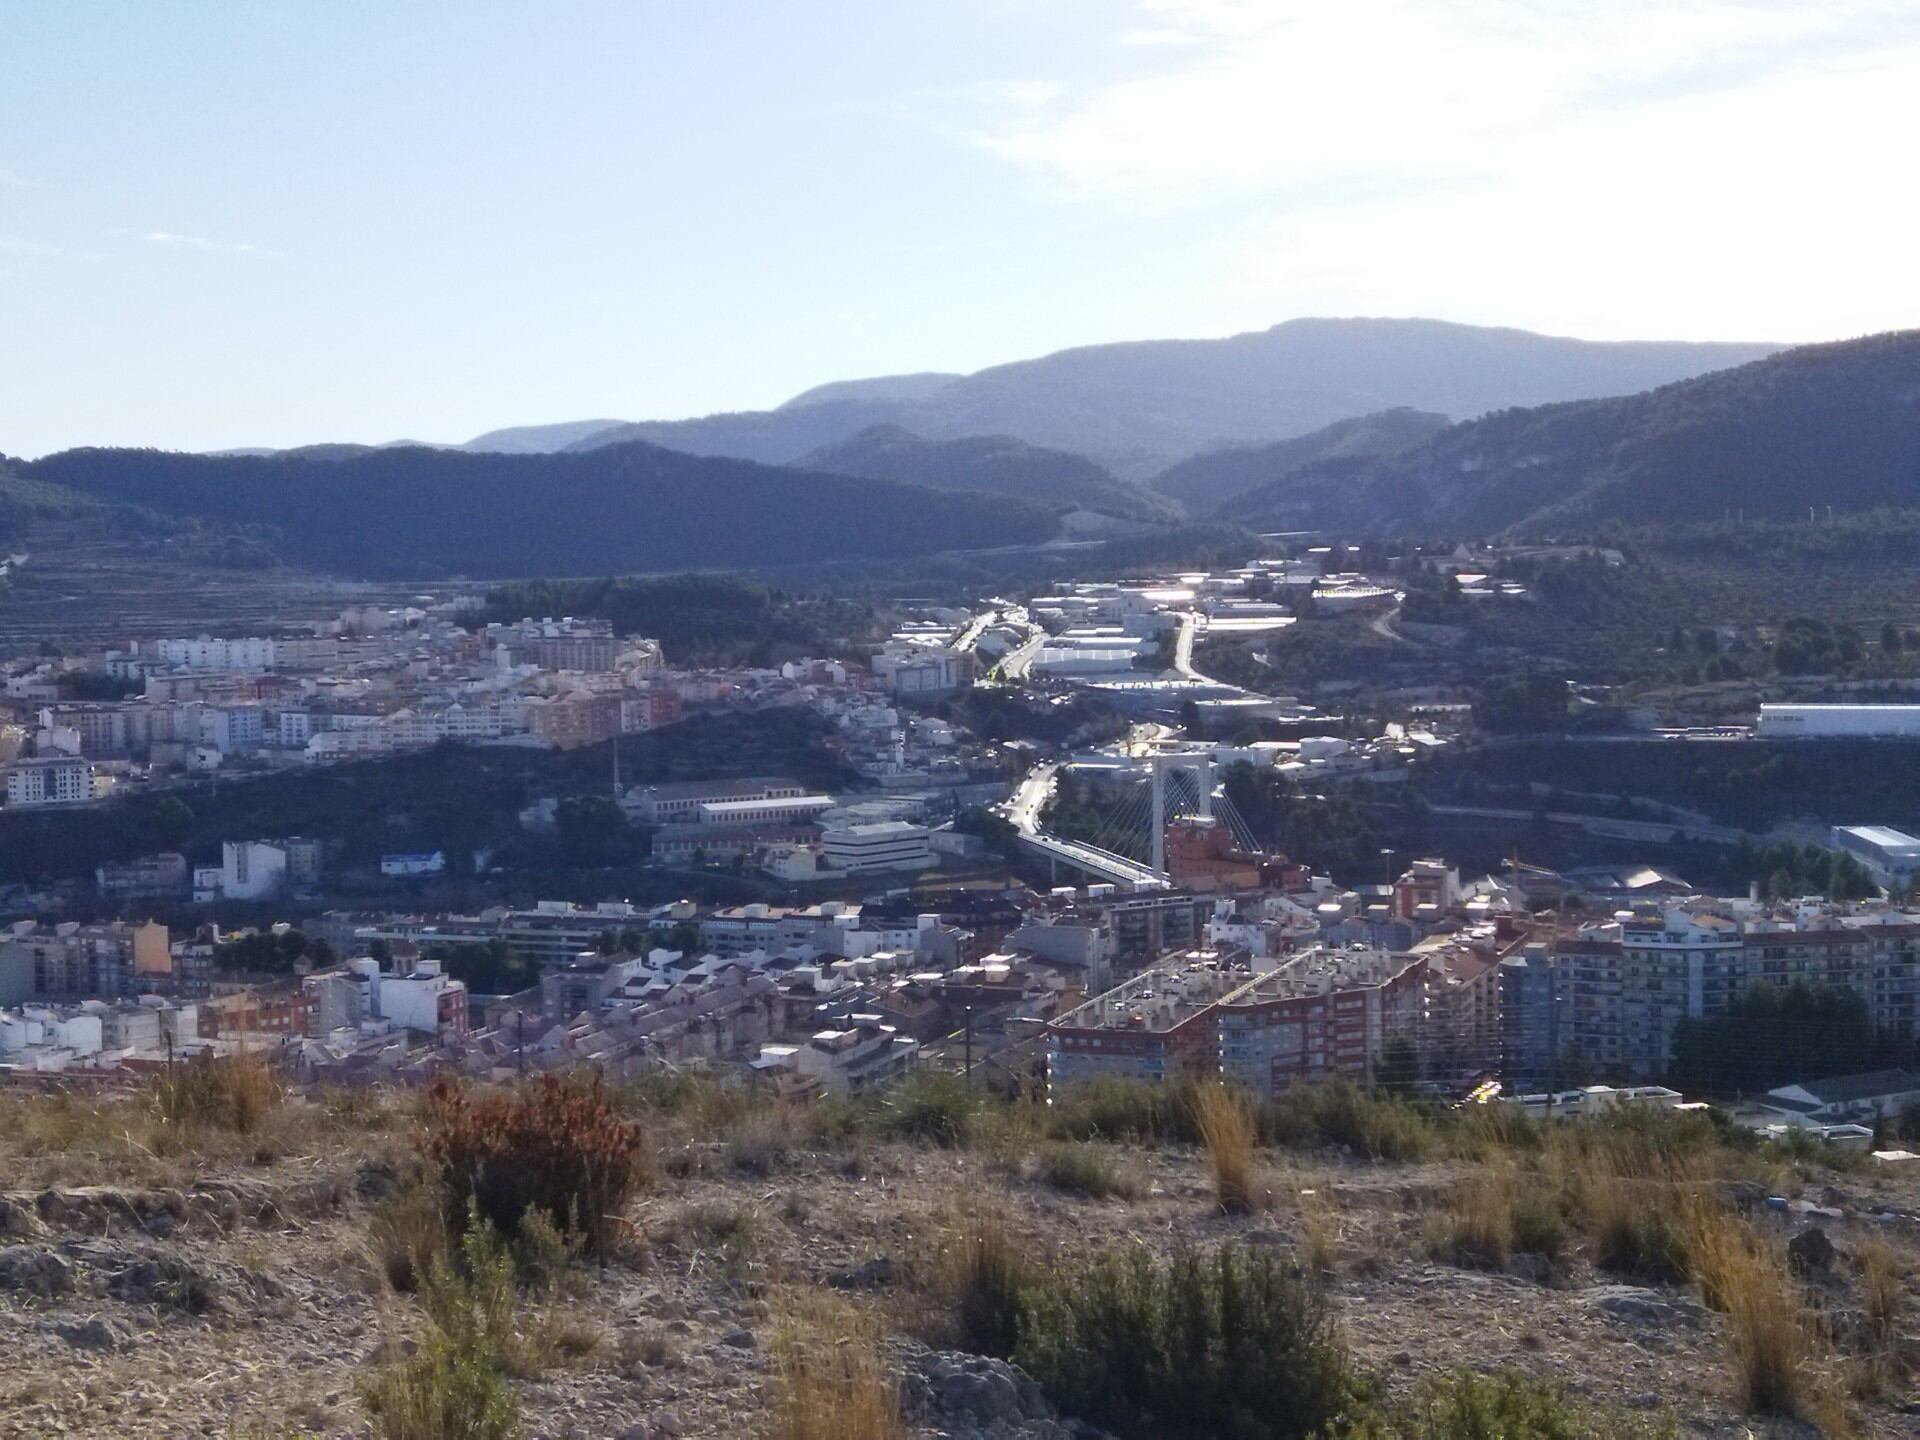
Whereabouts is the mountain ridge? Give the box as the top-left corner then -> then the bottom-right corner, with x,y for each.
19,440 -> 1060,580
1216,329 -> 1920,536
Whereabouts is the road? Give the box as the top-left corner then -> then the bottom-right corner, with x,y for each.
998,759 -> 1167,888
995,628 -> 1046,682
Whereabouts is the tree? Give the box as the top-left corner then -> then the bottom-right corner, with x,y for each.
1375,1034 -> 1421,1094
1668,980 -> 1911,1097
368,938 -> 393,967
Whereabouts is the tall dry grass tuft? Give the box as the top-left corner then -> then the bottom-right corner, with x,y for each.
153,1051 -> 283,1136
1686,1202 -> 1829,1422
1194,1082 -> 1259,1215
770,1290 -> 903,1440
1858,1239 -> 1903,1352
944,1205 -> 1031,1359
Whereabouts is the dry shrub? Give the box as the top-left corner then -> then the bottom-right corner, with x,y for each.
771,1290 -> 902,1440
153,1051 -> 282,1135
1194,1083 -> 1259,1215
423,1073 -> 646,1256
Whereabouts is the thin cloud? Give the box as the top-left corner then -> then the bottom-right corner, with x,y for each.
0,234 -> 61,257
145,230 -> 284,257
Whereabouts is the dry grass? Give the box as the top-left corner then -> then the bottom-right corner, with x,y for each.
369,1179 -> 450,1295
1685,1202 -> 1835,1424
1193,1082 -> 1259,1215
769,1290 -> 902,1440
1857,1239 -> 1903,1351
941,1203 -> 1031,1358
1426,1169 -> 1515,1271
154,1051 -> 283,1136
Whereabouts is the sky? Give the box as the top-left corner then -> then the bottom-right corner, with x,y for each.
4,0 -> 1918,457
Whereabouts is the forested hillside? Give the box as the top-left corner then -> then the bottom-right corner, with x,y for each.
801,425 -> 1178,521
21,441 -> 1057,579
1220,330 -> 1920,534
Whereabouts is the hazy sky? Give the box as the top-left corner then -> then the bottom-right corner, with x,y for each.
5,0 -> 1918,456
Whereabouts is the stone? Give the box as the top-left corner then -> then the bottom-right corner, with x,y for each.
720,1328 -> 756,1349
0,1247 -> 73,1298
105,1253 -> 220,1313
0,1195 -> 48,1239
1584,1285 -> 1704,1328
827,1256 -> 896,1290
52,1318 -> 124,1352
1506,1251 -> 1554,1286
1789,1226 -> 1836,1275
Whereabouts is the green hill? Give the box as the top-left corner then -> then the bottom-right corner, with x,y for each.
20,441 -> 1058,579
1149,408 -> 1448,515
801,425 -> 1179,522
1219,330 -> 1920,536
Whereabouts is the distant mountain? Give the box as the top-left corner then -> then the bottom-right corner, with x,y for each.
779,373 -> 960,410
1149,408 -> 1449,514
20,442 -> 1058,579
1217,330 -> 1920,536
561,398 -> 909,466
459,420 -> 627,454
800,425 -> 1180,522
532,319 -> 1780,479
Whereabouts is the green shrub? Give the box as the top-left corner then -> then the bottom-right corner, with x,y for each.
423,1074 -> 646,1257
1336,1370 -> 1675,1438
359,1217 -> 522,1440
1015,1244 -> 1359,1440
879,1071 -> 983,1147
1260,1080 -> 1438,1162
1044,1076 -> 1199,1144
1034,1142 -> 1142,1201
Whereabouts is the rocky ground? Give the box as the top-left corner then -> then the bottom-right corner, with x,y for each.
0,1088 -> 1917,1438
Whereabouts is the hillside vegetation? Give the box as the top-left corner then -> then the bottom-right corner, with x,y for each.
1150,408 -> 1448,514
1,1070 -> 1914,1437
801,425 -> 1180,522
20,441 -> 1058,579
1222,329 -> 1920,535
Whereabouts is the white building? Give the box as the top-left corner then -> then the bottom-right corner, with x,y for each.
152,636 -> 277,672
1758,704 -> 1920,739
822,821 -> 932,874
1831,826 -> 1920,886
204,841 -> 290,902
696,795 -> 837,827
5,755 -> 98,808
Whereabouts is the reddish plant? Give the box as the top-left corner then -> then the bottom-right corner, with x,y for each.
423,1072 -> 646,1256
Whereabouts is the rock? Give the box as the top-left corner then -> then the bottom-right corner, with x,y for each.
1506,1252 -> 1554,1286
0,1195 -> 48,1239
1718,1180 -> 1766,1211
105,1252 -> 220,1313
52,1317 -> 124,1352
0,1248 -> 73,1297
827,1256 -> 896,1290
1584,1285 -> 1704,1328
1789,1226 -> 1836,1275
720,1328 -> 756,1349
